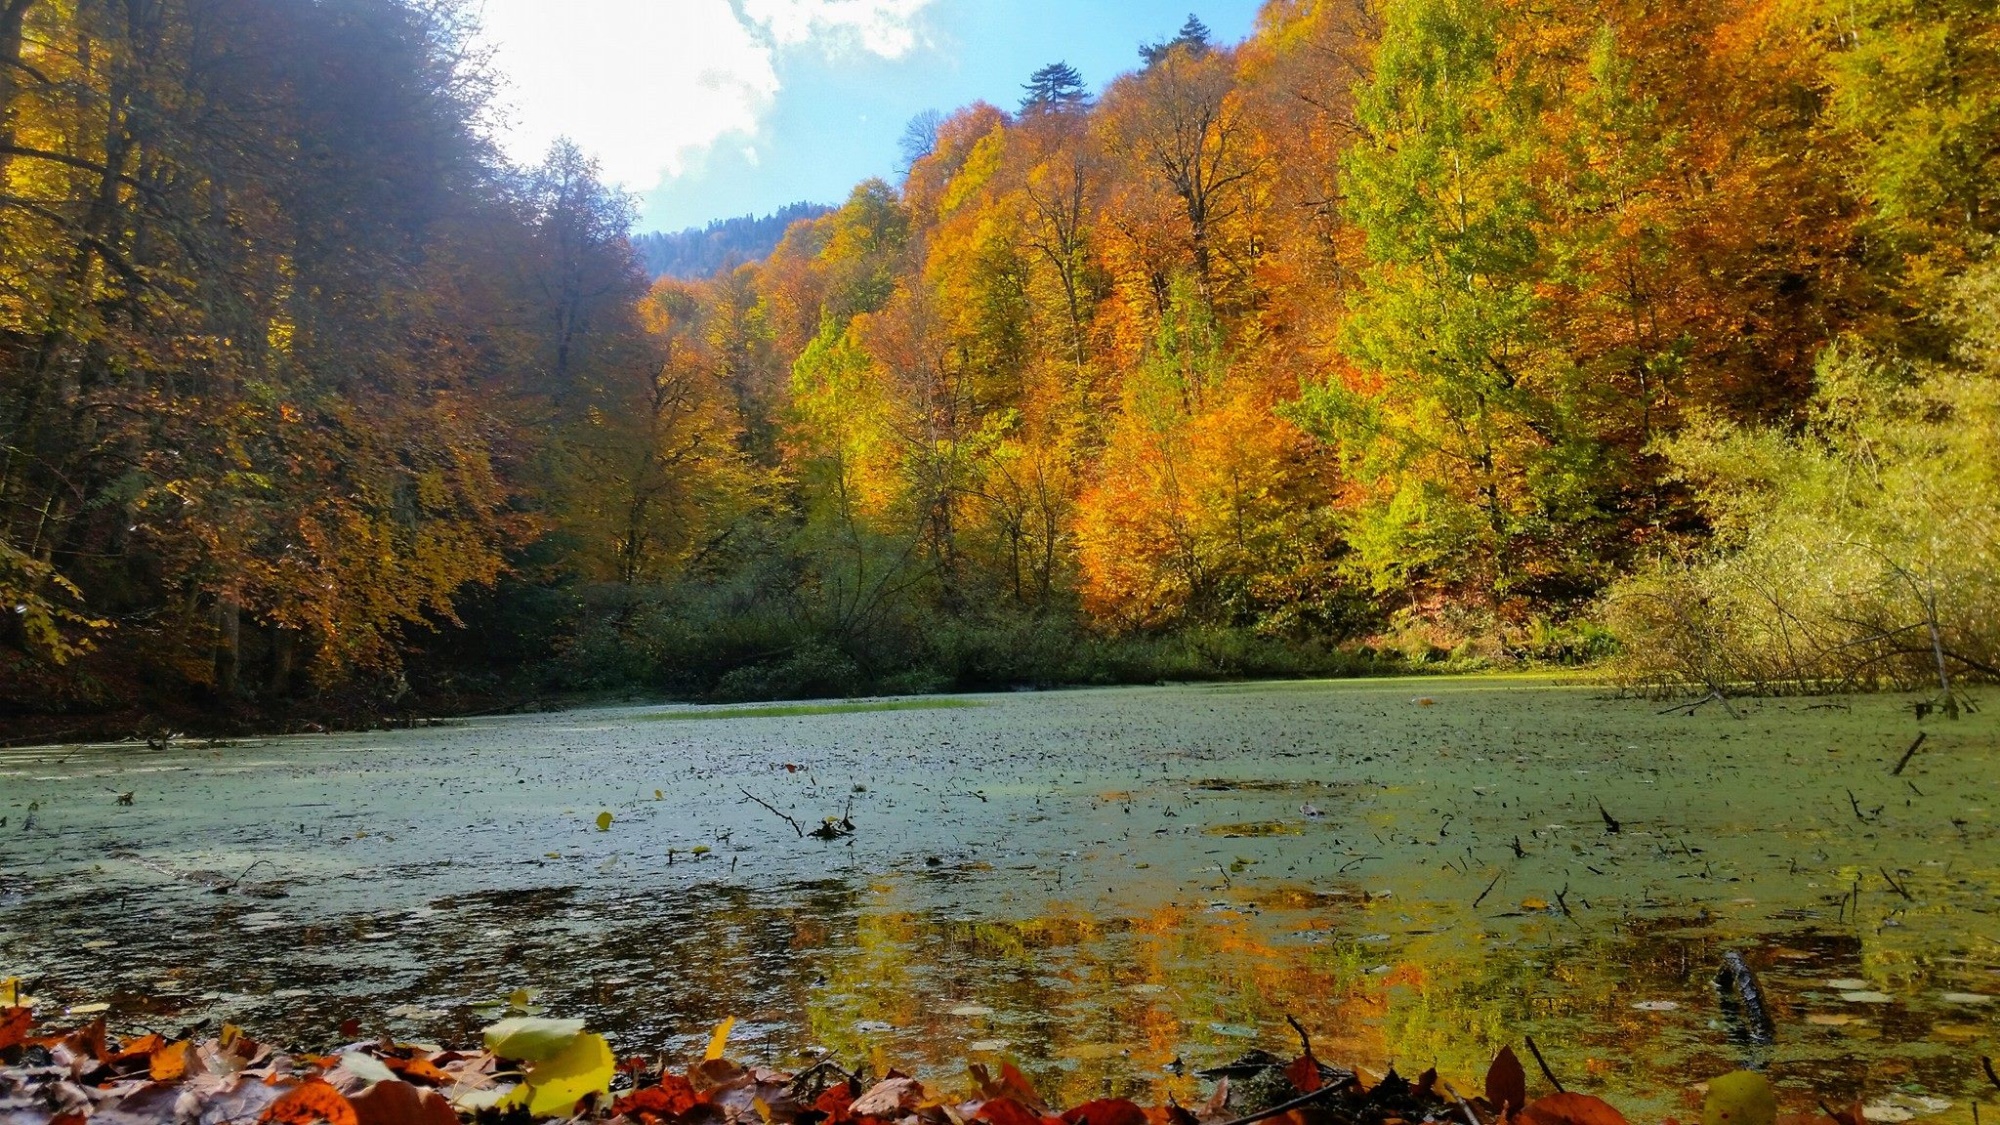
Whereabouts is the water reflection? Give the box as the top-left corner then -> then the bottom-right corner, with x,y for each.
7,867 -> 1991,1123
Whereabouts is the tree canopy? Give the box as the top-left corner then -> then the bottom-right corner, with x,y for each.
3,0 -> 1996,723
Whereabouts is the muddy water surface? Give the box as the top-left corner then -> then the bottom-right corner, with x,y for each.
1,679 -> 1994,1120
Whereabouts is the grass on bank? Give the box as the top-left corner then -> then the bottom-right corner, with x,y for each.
639,698 -> 985,722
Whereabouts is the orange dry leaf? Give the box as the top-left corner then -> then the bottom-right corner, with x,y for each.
382,1055 -> 451,1087
0,1008 -> 31,1052
615,1075 -> 706,1121
976,1098 -> 1056,1125
811,1082 -> 856,1123
1517,1093 -> 1632,1125
349,1080 -> 456,1125
971,1062 -> 1048,1114
64,1018 -> 108,1063
1061,1099 -> 1149,1125
112,1033 -> 165,1061
1285,1054 -> 1323,1094
260,1077 -> 360,1125
150,1040 -> 192,1082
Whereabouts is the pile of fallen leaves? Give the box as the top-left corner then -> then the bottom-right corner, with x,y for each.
0,1001 -> 1888,1125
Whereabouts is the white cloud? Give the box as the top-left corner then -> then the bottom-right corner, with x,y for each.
479,0 -> 933,190
740,0 -> 935,57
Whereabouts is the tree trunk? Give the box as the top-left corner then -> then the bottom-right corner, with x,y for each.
0,0 -> 35,158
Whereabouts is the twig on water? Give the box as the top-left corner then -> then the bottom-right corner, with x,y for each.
1846,790 -> 1881,823
1286,1014 -> 1314,1059
1473,870 -> 1504,909
740,788 -> 804,838
1524,1036 -> 1566,1094
1890,732 -> 1928,776
1439,1080 -> 1484,1125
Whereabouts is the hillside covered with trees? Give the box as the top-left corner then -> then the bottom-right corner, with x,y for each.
1,0 -> 1994,727
633,204 -> 833,281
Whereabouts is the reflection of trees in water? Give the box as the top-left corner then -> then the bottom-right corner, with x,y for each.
8,858 -> 1990,1116
484,879 -> 871,1054
800,896 -> 1982,1119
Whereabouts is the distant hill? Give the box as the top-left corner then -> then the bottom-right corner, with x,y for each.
633,203 -> 831,280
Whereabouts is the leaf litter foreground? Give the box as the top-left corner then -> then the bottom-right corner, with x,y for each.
0,998 -> 1941,1125
1,680 -> 1996,1121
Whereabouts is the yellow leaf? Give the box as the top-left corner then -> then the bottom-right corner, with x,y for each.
483,1017 -> 585,1061
704,1016 -> 736,1061
595,811 -> 613,832
523,1031 -> 615,1118
1703,1071 -> 1776,1125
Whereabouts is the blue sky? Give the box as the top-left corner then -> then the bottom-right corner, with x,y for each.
477,1 -> 1265,233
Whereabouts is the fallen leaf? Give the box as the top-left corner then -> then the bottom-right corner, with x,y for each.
1284,1053 -> 1322,1094
596,811 -> 613,831
482,1017 -> 585,1061
851,1077 -> 924,1118
1486,1046 -> 1527,1114
971,1062 -> 1046,1113
813,1081 -> 856,1124
350,1080 -> 456,1125
339,1052 -> 398,1086
0,1007 -> 31,1052
1519,1093 -> 1631,1125
518,1031 -> 614,1118
1702,1072 -> 1775,1125
975,1098 -> 1048,1125
150,1040 -> 191,1082
616,1076 -> 704,1120
1062,1099 -> 1148,1125
261,1077 -> 360,1125
382,1056 -> 452,1087
705,1016 -> 736,1061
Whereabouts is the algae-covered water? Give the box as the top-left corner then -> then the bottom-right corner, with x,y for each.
1,679 -> 1994,1120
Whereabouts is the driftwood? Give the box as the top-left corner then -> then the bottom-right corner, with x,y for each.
1713,951 -> 1776,1046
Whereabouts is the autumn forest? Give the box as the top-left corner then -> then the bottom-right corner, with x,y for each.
2,0 -> 1997,727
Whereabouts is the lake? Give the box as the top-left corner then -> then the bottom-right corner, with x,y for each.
1,678 -> 1994,1122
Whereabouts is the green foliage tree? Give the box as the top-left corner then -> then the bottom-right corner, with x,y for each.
1606,261 -> 2000,707
1295,0 -> 1593,604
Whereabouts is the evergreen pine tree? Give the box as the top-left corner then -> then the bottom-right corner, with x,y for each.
1021,61 -> 1089,113
1141,14 -> 1212,66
